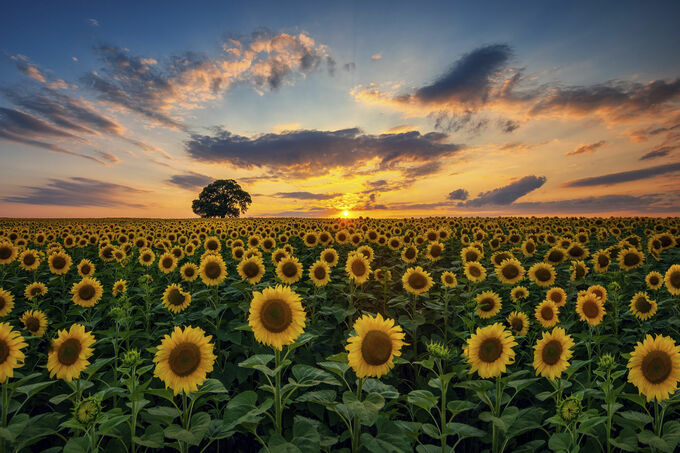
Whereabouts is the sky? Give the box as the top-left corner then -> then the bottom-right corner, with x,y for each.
1,0 -> 680,218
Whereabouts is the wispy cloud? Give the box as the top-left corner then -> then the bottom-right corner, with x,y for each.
563,162 -> 680,187
460,175 -> 547,206
272,191 -> 341,200
166,172 -> 213,190
566,140 -> 607,156
640,145 -> 677,160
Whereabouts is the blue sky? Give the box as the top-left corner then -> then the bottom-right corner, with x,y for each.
1,0 -> 679,217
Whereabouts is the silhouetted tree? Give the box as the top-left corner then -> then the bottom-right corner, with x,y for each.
192,179 -> 252,218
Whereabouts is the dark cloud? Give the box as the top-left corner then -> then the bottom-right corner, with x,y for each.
563,162 -> 680,187
167,172 -> 213,190
461,175 -> 547,206
448,188 -> 469,200
640,145 -> 676,160
430,110 -> 489,134
272,191 -> 341,200
326,57 -> 337,76
512,192 -> 680,214
498,119 -> 520,133
343,62 -> 356,72
566,140 -> 607,156
3,177 -> 147,207
401,161 -> 442,178
415,44 -> 512,105
185,127 -> 463,177
9,55 -> 46,83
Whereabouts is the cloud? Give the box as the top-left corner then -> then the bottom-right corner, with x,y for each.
430,110 -> 489,134
448,188 -> 469,200
343,62 -> 356,72
371,54 -> 382,61
3,177 -> 147,207
563,162 -> 680,187
566,140 -> 607,156
166,172 -> 213,190
511,192 -> 680,214
640,145 -> 677,160
461,175 -> 547,206
272,191 -> 341,200
498,119 -> 519,133
87,18 -> 99,27
185,127 -> 463,177
10,55 -> 46,83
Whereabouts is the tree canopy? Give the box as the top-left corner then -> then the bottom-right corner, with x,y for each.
191,179 -> 252,218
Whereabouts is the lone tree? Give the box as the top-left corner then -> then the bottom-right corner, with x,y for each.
192,179 -> 252,218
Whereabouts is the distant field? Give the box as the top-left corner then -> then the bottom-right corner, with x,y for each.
0,217 -> 679,453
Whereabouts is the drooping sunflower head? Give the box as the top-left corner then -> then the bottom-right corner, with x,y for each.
665,264 -> 680,295
345,253 -> 371,285
464,261 -> 487,283
441,271 -> 458,289
24,282 -> 48,301
475,291 -> 502,319
521,239 -> 536,256
20,309 -> 48,337
73,395 -> 102,426
462,323 -> 516,379
535,299 -> 560,328
592,250 -> 611,273
569,260 -> 589,281
627,334 -> 680,402
507,311 -> 529,336
0,322 -> 27,382
402,266 -> 434,295
238,256 -> 266,285
510,286 -> 529,301
199,255 -> 227,286
112,279 -> 127,297
71,277 -> 104,308
528,263 -> 556,287
162,284 -> 192,314
495,258 -> 525,285
558,396 -> 583,424
533,327 -> 574,380
346,313 -> 406,378
544,247 -> 567,266
248,285 -> 306,350
153,325 -> 216,395
546,287 -> 567,307
566,243 -> 589,260
576,293 -> 606,326
309,260 -> 331,287
276,256 -> 303,284
374,268 -> 392,285
629,292 -> 657,321
47,323 -> 95,382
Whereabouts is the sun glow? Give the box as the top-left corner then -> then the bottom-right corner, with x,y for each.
343,211 -> 350,217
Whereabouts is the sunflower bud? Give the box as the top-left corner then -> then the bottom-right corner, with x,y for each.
73,395 -> 102,426
121,349 -> 142,368
598,353 -> 616,372
558,396 -> 582,423
427,341 -> 453,361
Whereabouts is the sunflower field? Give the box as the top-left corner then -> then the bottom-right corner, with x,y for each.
0,217 -> 680,453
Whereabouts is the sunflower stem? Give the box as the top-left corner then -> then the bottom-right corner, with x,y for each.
492,376 -> 502,453
1,382 -> 8,453
351,378 -> 365,453
180,391 -> 189,453
274,348 -> 283,435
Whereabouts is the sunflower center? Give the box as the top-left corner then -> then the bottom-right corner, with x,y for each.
58,338 -> 82,365
81,264 -> 91,274
541,306 -> 554,320
465,251 -> 478,261
184,267 -> 195,277
598,255 -> 610,267
574,265 -> 586,278
0,339 -> 9,364
162,257 -> 174,269
361,330 -> 392,366
260,299 -> 293,333
206,240 -> 218,250
541,339 -> 563,366
314,266 -> 326,280
479,298 -> 495,311
570,246 -> 584,257
510,318 -> 524,332
502,265 -> 519,280
526,243 -> 535,253
548,251 -> 563,262
282,262 -> 298,278
25,316 -> 40,332
351,260 -> 367,277
0,247 -> 12,259
549,292 -> 562,303
444,275 -> 454,284
405,248 -> 416,259
469,265 -> 481,277
641,350 -> 672,384
204,262 -> 221,279
408,273 -> 428,290
536,268 -> 552,282
323,252 -> 334,263
31,286 -> 42,296
235,249 -> 244,259
670,271 -> 680,288
635,296 -> 652,314
23,254 -> 36,266
0,296 -> 5,310
168,288 -> 185,306
168,342 -> 201,377
478,338 -> 503,363
52,256 -> 66,269
649,276 -> 659,285
582,300 -> 600,319
624,253 -> 640,266
243,261 -> 260,278
430,245 -> 442,258
78,284 -> 96,301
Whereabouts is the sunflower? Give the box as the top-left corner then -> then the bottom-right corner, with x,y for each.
24,282 -> 48,301
464,261 -> 487,283
587,285 -> 607,303
426,242 -> 444,261
356,245 -> 374,263
77,259 -> 95,277
0,242 -> 17,265
20,309 -> 48,337
204,236 -> 221,253
665,264 -> 680,295
309,260 -> 331,287
346,313 -> 406,378
153,325 -> 216,395
441,271 -> 457,289
345,253 -> 371,285
535,299 -> 559,328
71,277 -> 104,308
462,323 -> 516,378
528,263 -> 556,287
180,263 -> 199,282
461,246 -> 482,263
507,311 -> 529,336
617,248 -> 644,271
629,292 -> 657,321
575,293 -> 605,326
476,291 -> 502,319
320,248 -> 339,267
645,271 -> 663,290
402,266 -> 434,295
18,249 -> 40,271
544,247 -> 567,266
276,256 -> 303,284
521,239 -> 537,256
232,246 -> 246,261
546,287 -> 567,307
570,260 -> 589,281
510,286 -> 529,302
47,323 -> 95,381
238,256 -> 266,284
199,255 -> 228,286
112,279 -> 127,297
533,327 -> 574,380
162,284 -> 192,314
401,245 -> 418,263
592,250 -> 611,273
375,268 -> 392,285
248,285 -> 306,350
627,334 -> 680,402
0,322 -> 27,382
158,253 -> 178,274
495,258 -> 525,285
